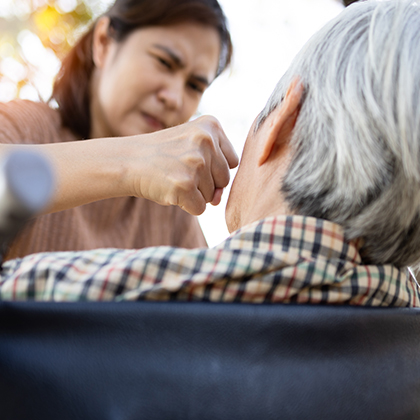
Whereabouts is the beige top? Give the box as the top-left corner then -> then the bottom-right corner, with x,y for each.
0,100 -> 207,260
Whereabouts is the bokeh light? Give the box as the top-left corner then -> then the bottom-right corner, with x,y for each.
0,0 -> 107,101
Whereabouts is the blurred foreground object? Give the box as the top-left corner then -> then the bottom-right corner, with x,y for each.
0,150 -> 54,261
1,302 -> 420,419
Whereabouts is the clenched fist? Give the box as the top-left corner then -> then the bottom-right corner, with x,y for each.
124,115 -> 238,215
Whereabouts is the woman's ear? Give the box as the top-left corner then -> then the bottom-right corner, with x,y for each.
258,77 -> 304,166
92,17 -> 112,69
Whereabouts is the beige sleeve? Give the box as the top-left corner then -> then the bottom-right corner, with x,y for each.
0,100 -> 64,146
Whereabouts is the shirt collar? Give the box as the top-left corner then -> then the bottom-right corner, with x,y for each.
218,215 -> 362,265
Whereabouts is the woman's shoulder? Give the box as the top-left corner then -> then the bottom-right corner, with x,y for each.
0,99 -> 59,127
0,99 -> 76,145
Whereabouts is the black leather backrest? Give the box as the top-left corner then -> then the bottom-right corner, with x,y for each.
1,301 -> 419,420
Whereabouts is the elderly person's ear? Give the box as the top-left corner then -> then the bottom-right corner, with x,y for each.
258,77 -> 304,166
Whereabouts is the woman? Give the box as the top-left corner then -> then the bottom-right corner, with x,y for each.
0,0 -> 237,260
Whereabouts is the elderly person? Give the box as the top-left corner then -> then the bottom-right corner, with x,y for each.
0,0 -> 419,306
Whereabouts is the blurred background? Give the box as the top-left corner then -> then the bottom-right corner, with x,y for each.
0,0 -> 357,246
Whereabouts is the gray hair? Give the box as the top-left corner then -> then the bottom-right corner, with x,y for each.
258,0 -> 420,268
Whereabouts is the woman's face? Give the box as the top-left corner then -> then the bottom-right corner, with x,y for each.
90,21 -> 221,138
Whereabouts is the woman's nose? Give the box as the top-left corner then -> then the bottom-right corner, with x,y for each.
157,78 -> 183,111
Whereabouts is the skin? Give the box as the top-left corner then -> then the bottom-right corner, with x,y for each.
90,19 -> 222,138
0,21 -> 238,216
225,78 -> 303,233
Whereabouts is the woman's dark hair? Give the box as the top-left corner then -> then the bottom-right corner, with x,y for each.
51,0 -> 233,139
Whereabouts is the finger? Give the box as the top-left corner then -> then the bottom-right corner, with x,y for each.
210,142 -> 232,190
200,115 -> 238,169
179,187 -> 207,215
210,188 -> 223,206
217,133 -> 239,169
197,164 -> 216,203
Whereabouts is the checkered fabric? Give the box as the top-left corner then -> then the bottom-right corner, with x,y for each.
0,215 -> 419,306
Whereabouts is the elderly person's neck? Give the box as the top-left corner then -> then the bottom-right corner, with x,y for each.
225,79 -> 302,233
232,156 -> 293,232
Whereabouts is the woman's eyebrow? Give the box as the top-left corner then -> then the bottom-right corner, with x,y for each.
152,44 -> 210,87
153,44 -> 184,67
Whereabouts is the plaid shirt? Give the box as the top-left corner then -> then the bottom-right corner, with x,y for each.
0,215 -> 419,306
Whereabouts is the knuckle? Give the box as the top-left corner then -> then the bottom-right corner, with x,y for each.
184,153 -> 207,170
203,114 -> 220,126
171,175 -> 195,194
194,132 -> 215,150
193,115 -> 221,135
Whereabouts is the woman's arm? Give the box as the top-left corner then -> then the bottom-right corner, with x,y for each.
0,115 -> 238,216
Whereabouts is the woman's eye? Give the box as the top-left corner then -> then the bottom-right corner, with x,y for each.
157,57 -> 172,69
188,82 -> 204,94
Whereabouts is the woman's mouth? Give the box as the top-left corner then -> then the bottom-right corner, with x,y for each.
141,112 -> 165,131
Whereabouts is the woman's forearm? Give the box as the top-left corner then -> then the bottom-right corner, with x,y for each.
0,137 -> 128,214
0,116 -> 238,216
